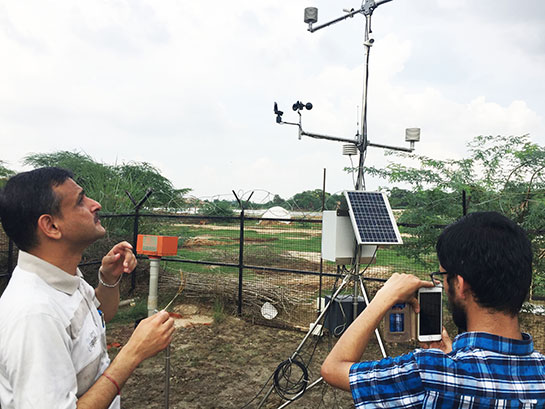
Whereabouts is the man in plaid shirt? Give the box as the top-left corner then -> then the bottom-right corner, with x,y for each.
321,211 -> 545,408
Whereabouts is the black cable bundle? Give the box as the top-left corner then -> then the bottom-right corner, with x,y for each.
273,356 -> 310,401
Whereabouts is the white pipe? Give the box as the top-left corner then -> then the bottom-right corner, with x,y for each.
148,257 -> 160,317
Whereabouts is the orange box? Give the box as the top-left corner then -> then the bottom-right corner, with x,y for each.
136,235 -> 179,257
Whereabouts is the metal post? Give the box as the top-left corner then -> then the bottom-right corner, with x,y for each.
238,207 -> 244,316
165,344 -> 171,409
462,190 -> 467,216
131,209 -> 139,292
126,188 -> 153,293
353,250 -> 361,321
319,168 -> 326,315
358,276 -> 387,358
232,190 -> 253,316
355,14 -> 373,191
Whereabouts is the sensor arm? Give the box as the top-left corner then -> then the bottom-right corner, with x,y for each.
300,130 -> 359,145
308,9 -> 361,33
277,120 -> 355,143
275,104 -> 415,150
368,141 -> 413,152
308,0 -> 394,32
295,126 -> 415,152
276,105 -> 357,143
375,0 -> 394,7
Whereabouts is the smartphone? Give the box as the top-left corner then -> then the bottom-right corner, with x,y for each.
417,286 -> 442,342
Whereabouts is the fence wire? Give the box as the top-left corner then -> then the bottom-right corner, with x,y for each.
1,213 -> 542,334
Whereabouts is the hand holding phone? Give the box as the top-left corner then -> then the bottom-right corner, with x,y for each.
417,286 -> 443,342
420,327 -> 453,353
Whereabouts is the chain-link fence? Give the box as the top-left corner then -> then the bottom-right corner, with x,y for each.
2,211 -> 544,331
2,209 -> 545,353
0,212 -> 433,329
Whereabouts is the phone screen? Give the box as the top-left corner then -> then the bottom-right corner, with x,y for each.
419,292 -> 442,336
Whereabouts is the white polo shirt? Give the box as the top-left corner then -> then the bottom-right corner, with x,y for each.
0,251 -> 120,409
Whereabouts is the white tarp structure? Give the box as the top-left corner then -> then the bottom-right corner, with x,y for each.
259,206 -> 291,224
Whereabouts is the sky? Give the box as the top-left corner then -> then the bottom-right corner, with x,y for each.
1,0 -> 544,204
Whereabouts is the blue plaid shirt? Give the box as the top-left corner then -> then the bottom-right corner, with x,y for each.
350,332 -> 545,408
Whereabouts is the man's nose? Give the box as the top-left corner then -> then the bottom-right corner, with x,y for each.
89,198 -> 102,211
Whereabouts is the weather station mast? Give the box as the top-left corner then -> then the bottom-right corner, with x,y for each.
275,0 -> 420,190
259,1 -> 422,408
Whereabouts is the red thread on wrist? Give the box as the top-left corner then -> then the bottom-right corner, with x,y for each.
102,372 -> 121,395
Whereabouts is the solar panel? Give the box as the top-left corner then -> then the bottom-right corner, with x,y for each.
344,191 -> 403,245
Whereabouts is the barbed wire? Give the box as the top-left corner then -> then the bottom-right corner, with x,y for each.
122,180 -> 545,222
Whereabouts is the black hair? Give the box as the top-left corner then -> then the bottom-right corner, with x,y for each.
436,211 -> 532,315
0,167 -> 74,252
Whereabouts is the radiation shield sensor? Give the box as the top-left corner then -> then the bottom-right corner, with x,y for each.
343,191 -> 402,245
417,286 -> 443,342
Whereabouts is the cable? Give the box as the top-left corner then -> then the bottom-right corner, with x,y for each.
362,149 -> 367,190
273,356 -> 310,401
239,371 -> 276,409
249,249 -> 380,407
349,154 -> 357,189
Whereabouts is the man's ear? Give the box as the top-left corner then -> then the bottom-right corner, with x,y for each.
455,274 -> 471,300
37,214 -> 62,240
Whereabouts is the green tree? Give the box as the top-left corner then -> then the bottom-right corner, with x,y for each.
0,161 -> 15,188
324,193 -> 344,210
287,189 -> 325,211
263,194 -> 286,209
23,151 -> 191,238
363,135 -> 545,297
24,151 -> 190,212
387,187 -> 411,208
200,200 -> 234,218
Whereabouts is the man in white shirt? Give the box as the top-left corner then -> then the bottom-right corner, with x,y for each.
0,167 -> 175,409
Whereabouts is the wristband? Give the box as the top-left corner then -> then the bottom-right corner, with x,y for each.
98,268 -> 122,288
102,372 -> 121,395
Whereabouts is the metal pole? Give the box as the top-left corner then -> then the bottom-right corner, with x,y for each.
131,208 -> 139,292
353,248 -> 362,321
360,14 -> 371,146
276,377 -> 324,409
164,344 -> 171,409
355,14 -> 372,191
358,276 -> 387,358
462,190 -> 467,216
232,190 -> 253,316
319,168 -> 326,316
238,208 -> 244,316
126,188 -> 152,293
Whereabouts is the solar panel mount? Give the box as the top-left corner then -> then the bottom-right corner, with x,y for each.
343,191 -> 403,245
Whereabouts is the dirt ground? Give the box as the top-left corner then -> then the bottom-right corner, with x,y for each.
107,303 -> 413,409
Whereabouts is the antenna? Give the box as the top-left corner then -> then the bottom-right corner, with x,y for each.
274,0 -> 420,191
